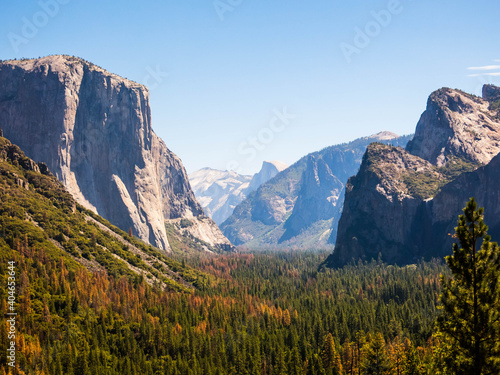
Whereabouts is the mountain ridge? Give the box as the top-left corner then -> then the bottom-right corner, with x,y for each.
221,132 -> 412,248
326,85 -> 500,267
0,134 -> 207,291
189,160 -> 287,225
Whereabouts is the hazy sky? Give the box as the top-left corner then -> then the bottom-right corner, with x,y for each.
1,0 -> 500,175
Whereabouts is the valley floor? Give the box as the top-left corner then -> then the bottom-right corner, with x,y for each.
1,245 -> 448,374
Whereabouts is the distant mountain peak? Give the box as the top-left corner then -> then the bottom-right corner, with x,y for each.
263,160 -> 288,171
221,134 -> 412,248
248,160 -> 289,192
189,160 -> 288,225
369,131 -> 400,140
189,169 -> 252,225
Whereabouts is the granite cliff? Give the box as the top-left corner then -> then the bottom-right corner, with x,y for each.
326,85 -> 500,267
247,160 -> 288,193
0,55 -> 231,252
406,87 -> 500,165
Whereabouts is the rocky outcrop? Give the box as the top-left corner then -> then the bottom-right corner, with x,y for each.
0,137 -> 55,191
325,144 -> 442,267
279,155 -> 343,243
327,85 -> 500,267
0,140 -> 50,176
428,152 -> 500,250
0,55 -> 232,252
221,132 -> 411,248
189,160 -> 287,226
406,88 -> 500,166
328,146 -> 500,268
482,84 -> 500,102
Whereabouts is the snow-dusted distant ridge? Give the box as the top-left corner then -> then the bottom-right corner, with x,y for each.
189,161 -> 288,225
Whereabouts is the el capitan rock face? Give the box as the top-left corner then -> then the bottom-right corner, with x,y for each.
326,86 -> 500,267
0,55 -> 231,252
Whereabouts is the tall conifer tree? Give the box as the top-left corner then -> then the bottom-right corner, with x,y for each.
437,198 -> 500,374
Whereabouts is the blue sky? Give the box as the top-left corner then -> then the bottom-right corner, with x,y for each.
1,0 -> 500,175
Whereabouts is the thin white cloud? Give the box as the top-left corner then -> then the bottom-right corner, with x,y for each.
468,72 -> 500,77
467,65 -> 500,71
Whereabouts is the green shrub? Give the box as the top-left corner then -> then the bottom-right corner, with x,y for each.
180,218 -> 193,228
